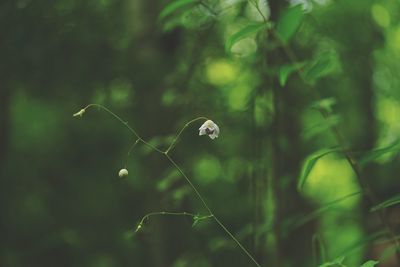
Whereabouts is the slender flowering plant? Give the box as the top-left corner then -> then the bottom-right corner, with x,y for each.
73,104 -> 261,267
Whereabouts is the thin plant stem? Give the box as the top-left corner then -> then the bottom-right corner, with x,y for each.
75,104 -> 262,267
165,117 -> 208,154
165,153 -> 262,267
81,104 -> 164,154
125,138 -> 140,168
135,211 -> 213,233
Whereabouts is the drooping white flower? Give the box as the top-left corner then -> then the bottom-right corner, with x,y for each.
118,168 -> 129,178
199,120 -> 220,139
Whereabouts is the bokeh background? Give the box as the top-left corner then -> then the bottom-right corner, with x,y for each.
1,0 -> 400,266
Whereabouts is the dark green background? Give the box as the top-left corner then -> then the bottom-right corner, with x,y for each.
1,0 -> 399,266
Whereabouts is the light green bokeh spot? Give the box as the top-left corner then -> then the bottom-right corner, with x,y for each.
371,4 -> 390,28
303,154 -> 361,208
228,85 -> 252,111
205,59 -> 238,86
194,155 -> 222,184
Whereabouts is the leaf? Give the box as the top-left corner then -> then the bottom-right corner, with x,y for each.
359,140 -> 400,166
312,234 -> 326,266
304,52 -> 338,81
156,169 -> 181,192
311,97 -> 337,113
297,148 -> 340,191
276,4 -> 304,43
225,23 -> 268,53
338,230 -> 386,257
303,114 -> 341,140
360,260 -> 379,267
318,256 -> 345,267
370,194 -> 400,212
286,191 -> 361,232
159,0 -> 197,20
279,62 -> 306,86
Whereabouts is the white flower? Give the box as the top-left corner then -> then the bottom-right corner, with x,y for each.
199,120 -> 220,139
118,168 -> 129,178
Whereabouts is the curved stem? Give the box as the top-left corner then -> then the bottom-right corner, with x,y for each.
75,104 -> 262,267
82,104 -> 164,154
165,116 -> 208,154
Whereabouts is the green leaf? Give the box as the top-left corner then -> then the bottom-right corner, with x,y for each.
305,52 -> 338,81
370,194 -> 400,212
338,230 -> 386,257
359,140 -> 400,166
159,0 -> 197,20
225,23 -> 268,53
279,62 -> 306,86
286,191 -> 361,232
311,97 -> 337,113
360,260 -> 379,267
318,256 -> 345,267
312,234 -> 326,265
276,4 -> 304,43
303,114 -> 341,140
297,148 -> 340,191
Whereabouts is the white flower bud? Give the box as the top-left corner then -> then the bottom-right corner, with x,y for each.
73,108 -> 86,117
118,168 -> 129,178
199,120 -> 220,139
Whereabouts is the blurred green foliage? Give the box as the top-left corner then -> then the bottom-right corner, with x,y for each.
1,0 -> 400,267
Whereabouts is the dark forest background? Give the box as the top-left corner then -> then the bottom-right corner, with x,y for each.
1,0 -> 400,266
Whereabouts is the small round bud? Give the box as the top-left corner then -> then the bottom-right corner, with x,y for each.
118,168 -> 129,178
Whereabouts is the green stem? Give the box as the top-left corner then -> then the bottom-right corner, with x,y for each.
125,138 -> 140,168
83,104 -> 164,154
135,211 -> 213,232
165,117 -> 208,154
76,104 -> 262,267
164,153 -> 261,267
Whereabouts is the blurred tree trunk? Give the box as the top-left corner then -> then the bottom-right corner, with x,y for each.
0,84 -> 10,167
261,2 -> 318,267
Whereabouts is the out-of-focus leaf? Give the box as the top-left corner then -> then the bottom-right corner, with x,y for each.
286,191 -> 362,232
279,62 -> 306,86
360,260 -> 379,267
304,52 -> 338,81
156,169 -> 181,192
370,194 -> 400,212
379,244 -> 398,262
318,256 -> 345,267
276,4 -> 304,43
311,97 -> 337,113
359,140 -> 400,166
339,230 -> 386,257
312,234 -> 326,266
302,114 -> 340,140
297,148 -> 340,191
159,0 -> 197,20
225,22 -> 268,53
181,5 -> 214,29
